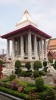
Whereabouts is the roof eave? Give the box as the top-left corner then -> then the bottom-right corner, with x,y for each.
1,25 -> 51,39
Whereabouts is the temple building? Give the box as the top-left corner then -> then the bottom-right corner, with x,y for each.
48,38 -> 56,63
1,10 -> 51,65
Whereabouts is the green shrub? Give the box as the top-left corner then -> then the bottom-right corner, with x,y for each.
24,86 -> 36,94
34,70 -> 40,78
25,62 -> 31,71
53,86 -> 56,90
1,77 -> 10,82
0,86 -> 31,100
0,60 -> 4,66
38,89 -> 55,100
13,79 -> 28,87
39,70 -> 46,76
27,83 -> 35,87
9,74 -> 16,81
35,77 -> 44,92
43,61 -> 47,67
21,70 -> 32,77
43,61 -> 48,72
15,60 -> 21,75
18,68 -> 22,76
15,60 -> 21,69
38,91 -> 47,100
33,61 -> 42,70
49,60 -> 53,63
44,67 -> 48,72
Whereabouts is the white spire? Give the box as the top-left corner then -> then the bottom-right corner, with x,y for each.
21,10 -> 33,22
16,10 -> 37,29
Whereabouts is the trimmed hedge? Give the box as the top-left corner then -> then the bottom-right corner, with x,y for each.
21,70 -> 32,77
9,74 -> 16,81
35,77 -> 44,92
0,86 -> 31,100
33,61 -> 42,70
39,70 -> 46,76
24,86 -> 36,94
25,62 -> 31,71
38,89 -> 55,100
34,70 -> 40,78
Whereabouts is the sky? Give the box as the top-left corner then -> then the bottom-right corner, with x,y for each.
0,0 -> 56,53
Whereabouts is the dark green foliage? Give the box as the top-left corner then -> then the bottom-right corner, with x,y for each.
0,60 -> 4,66
44,67 -> 48,72
35,77 -> 44,92
1,77 -> 10,82
25,62 -> 31,71
39,70 -> 46,76
9,74 -> 16,81
49,60 -> 53,63
38,89 -> 55,100
0,86 -> 31,100
21,70 -> 32,77
43,61 -> 47,67
33,61 -> 42,70
53,60 -> 56,69
18,68 -> 22,76
53,86 -> 56,90
34,70 -> 40,78
15,60 -> 21,69
15,60 -> 21,75
24,86 -> 36,94
27,83 -> 35,87
43,61 -> 48,72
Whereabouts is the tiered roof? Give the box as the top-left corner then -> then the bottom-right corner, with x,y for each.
48,39 -> 56,50
1,10 -> 51,39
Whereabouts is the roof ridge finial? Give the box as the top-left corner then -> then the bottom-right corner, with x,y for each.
24,10 -> 29,14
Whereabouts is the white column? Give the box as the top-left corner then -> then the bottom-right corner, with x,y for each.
7,39 -> 10,57
41,39 -> 44,61
17,38 -> 19,55
44,39 -> 47,61
28,33 -> 32,60
25,37 -> 28,54
21,35 -> 24,59
39,41 -> 41,60
34,36 -> 38,60
12,39 -> 15,58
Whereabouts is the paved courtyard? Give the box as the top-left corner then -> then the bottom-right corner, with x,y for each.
0,93 -> 22,100
0,94 -> 13,100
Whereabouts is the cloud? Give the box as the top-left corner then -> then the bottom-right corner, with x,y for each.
0,0 -> 56,53
0,0 -> 19,5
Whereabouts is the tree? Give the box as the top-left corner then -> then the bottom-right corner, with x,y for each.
33,61 -> 42,70
25,62 -> 31,71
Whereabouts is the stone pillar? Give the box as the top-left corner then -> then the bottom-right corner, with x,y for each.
12,39 -> 15,59
41,39 -> 44,61
7,39 -> 10,57
34,35 -> 38,60
44,39 -> 47,61
28,33 -> 32,60
25,37 -> 28,55
21,35 -> 24,59
38,41 -> 41,60
17,38 -> 19,55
